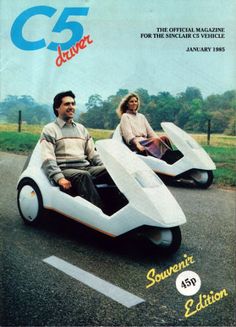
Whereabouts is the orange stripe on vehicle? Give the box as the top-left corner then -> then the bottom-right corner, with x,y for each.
44,206 -> 116,238
154,171 -> 175,177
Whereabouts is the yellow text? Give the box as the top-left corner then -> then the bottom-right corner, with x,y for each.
185,289 -> 228,318
146,254 -> 195,289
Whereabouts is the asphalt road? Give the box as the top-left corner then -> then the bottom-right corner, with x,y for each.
0,151 -> 235,326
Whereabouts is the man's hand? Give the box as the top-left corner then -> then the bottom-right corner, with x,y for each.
58,178 -> 72,190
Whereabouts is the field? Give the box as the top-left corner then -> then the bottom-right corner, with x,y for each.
0,123 -> 235,187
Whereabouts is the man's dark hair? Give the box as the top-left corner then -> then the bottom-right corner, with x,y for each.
53,91 -> 75,116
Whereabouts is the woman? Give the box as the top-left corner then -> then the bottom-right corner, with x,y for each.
116,93 -> 172,159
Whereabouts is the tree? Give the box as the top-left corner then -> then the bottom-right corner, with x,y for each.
0,95 -> 51,124
179,87 -> 203,103
135,88 -> 150,106
2,88 -> 235,133
116,89 -> 129,97
210,111 -> 230,133
224,116 -> 236,135
205,90 -> 236,111
85,94 -> 103,110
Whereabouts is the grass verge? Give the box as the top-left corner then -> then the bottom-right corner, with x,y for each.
205,146 -> 236,187
0,131 -> 39,153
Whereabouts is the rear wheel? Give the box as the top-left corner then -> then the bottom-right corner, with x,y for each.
143,226 -> 182,254
190,170 -> 213,189
17,179 -> 45,225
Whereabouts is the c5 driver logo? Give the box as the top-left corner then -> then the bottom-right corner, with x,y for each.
10,6 -> 89,51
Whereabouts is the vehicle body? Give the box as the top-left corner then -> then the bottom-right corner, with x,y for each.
17,139 -> 187,254
112,122 -> 216,188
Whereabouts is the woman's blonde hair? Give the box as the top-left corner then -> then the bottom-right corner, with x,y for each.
116,93 -> 140,118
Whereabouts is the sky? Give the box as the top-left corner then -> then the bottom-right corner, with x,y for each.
1,0 -> 236,108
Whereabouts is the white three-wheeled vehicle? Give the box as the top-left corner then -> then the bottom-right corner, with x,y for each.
112,122 -> 216,188
17,139 -> 186,254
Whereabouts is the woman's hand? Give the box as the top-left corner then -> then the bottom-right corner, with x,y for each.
135,142 -> 145,152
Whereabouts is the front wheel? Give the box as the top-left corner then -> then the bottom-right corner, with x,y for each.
190,170 -> 214,189
143,226 -> 182,254
17,179 -> 45,225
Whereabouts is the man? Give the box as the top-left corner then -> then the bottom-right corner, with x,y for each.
40,90 -> 107,208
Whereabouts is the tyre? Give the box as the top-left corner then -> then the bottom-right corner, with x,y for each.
190,170 -> 213,189
17,178 -> 45,225
143,226 -> 182,254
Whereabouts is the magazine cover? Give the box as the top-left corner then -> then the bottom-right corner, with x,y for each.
1,0 -> 235,326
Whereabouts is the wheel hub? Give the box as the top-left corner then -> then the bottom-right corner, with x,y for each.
19,185 -> 39,221
190,170 -> 208,183
145,228 -> 173,247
